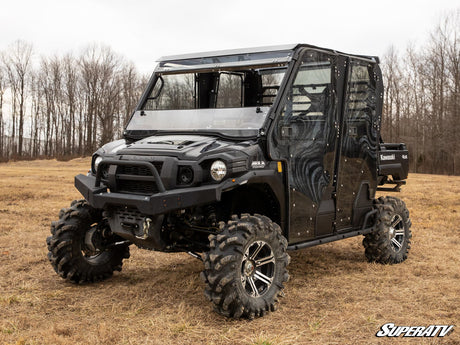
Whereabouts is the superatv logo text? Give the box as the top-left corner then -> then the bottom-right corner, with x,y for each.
376,323 -> 454,337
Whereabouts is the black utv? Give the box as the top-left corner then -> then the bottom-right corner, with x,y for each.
47,44 -> 412,319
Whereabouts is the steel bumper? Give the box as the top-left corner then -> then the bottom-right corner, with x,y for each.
75,174 -> 222,215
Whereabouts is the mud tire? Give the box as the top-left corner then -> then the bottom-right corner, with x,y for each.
363,196 -> 412,264
201,214 -> 290,319
47,200 -> 130,283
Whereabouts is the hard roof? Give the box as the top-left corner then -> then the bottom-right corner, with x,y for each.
157,43 -> 378,63
157,44 -> 298,62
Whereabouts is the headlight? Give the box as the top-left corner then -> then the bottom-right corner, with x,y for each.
94,156 -> 103,172
210,160 -> 227,181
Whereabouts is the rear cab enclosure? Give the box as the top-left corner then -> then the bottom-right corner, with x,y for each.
48,44 -> 412,319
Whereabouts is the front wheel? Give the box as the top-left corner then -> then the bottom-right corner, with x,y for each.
201,214 -> 290,319
363,196 -> 412,264
47,200 -> 130,283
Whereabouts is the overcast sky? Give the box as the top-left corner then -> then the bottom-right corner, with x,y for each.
0,0 -> 458,74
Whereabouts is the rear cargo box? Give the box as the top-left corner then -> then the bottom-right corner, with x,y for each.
378,143 -> 409,181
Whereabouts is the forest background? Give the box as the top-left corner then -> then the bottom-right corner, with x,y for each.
0,12 -> 458,175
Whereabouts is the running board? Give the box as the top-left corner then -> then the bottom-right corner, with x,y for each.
287,227 -> 375,251
287,209 -> 378,251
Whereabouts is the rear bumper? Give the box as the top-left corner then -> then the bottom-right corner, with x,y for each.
75,174 -> 221,215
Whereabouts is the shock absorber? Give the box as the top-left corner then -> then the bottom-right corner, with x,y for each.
204,205 -> 217,227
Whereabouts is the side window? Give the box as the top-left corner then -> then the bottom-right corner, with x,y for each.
285,52 -> 332,119
276,50 -> 335,142
216,73 -> 242,108
260,69 -> 285,106
346,63 -> 376,119
343,61 -> 378,150
144,73 -> 195,110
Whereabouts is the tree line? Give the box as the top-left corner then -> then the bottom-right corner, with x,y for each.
0,43 -> 147,160
380,11 -> 459,175
0,11 -> 459,175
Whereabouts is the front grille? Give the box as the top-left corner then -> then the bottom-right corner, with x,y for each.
117,180 -> 159,195
115,161 -> 163,195
118,162 -> 163,176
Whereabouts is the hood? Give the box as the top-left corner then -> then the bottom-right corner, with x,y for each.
101,134 -> 254,160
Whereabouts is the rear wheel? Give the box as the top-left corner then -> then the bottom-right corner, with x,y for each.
47,200 -> 130,283
363,196 -> 412,264
201,214 -> 290,319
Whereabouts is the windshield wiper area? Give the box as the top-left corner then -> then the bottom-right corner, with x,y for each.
123,130 -> 158,141
123,129 -> 260,142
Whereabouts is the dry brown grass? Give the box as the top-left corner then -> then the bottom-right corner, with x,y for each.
0,158 -> 459,345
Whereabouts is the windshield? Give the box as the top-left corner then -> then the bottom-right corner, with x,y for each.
127,107 -> 270,132
126,66 -> 287,137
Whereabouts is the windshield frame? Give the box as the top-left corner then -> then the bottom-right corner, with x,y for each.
125,61 -> 293,139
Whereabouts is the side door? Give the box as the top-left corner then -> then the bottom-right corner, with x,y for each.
270,49 -> 340,244
335,59 -> 382,231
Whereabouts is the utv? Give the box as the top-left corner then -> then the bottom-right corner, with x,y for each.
47,44 -> 412,319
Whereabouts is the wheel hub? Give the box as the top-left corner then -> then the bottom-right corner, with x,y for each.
389,227 -> 395,237
240,240 -> 275,297
84,225 -> 100,255
82,223 -> 110,258
243,260 -> 255,276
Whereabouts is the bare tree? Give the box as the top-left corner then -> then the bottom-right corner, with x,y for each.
119,62 -> 143,136
1,41 -> 33,157
0,41 -> 147,161
381,46 -> 401,143
442,10 -> 460,174
62,54 -> 78,155
0,63 -> 5,159
380,10 -> 459,175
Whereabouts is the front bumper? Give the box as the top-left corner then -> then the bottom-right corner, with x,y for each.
75,155 -> 278,216
75,174 -> 224,215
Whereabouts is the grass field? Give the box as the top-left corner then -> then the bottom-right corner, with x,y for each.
0,159 -> 458,345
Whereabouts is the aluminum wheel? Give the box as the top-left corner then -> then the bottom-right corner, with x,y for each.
388,214 -> 405,253
81,223 -> 106,264
241,240 -> 275,297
